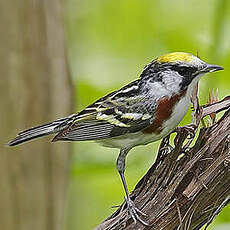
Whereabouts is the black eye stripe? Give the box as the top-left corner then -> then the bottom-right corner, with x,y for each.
170,65 -> 197,76
140,61 -> 198,83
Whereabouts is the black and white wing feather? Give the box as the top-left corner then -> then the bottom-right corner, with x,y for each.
52,80 -> 157,142
9,80 -> 157,145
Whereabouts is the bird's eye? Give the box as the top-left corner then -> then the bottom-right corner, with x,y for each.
178,67 -> 195,76
170,65 -> 196,76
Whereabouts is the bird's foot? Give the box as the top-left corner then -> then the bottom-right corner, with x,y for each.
174,124 -> 198,152
125,197 -> 149,226
174,124 -> 197,139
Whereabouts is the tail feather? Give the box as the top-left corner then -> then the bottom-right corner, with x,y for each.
8,115 -> 74,146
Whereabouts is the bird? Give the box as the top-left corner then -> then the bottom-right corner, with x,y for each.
8,52 -> 223,225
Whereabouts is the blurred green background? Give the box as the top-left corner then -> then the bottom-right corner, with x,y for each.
64,0 -> 230,229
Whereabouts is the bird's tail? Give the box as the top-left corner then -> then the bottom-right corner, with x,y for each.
8,114 -> 75,146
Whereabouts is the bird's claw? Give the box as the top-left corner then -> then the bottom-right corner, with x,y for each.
174,124 -> 197,139
125,197 -> 149,226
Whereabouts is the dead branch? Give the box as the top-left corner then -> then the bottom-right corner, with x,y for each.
95,92 -> 230,230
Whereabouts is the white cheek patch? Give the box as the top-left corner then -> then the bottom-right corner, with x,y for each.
146,81 -> 170,97
162,71 -> 183,92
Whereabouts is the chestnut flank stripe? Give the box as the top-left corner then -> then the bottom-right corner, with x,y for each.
142,90 -> 187,134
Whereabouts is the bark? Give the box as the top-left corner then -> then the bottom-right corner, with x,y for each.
96,94 -> 230,230
0,1 -> 72,230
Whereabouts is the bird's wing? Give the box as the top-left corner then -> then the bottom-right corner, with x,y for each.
52,80 -> 156,142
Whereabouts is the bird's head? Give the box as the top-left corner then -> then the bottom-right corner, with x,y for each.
141,52 -> 224,91
156,52 -> 223,75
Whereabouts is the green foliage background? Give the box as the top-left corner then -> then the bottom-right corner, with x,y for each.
64,0 -> 230,229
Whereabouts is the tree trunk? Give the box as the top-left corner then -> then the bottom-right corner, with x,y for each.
0,1 -> 72,230
96,96 -> 230,230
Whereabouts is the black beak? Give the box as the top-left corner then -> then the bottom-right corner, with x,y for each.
202,64 -> 224,73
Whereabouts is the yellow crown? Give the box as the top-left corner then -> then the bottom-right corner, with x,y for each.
157,52 -> 194,63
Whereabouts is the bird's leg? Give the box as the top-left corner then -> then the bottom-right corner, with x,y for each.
116,149 -> 149,226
